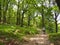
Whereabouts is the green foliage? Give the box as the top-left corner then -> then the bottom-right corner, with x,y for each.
0,42 -> 5,45
49,33 -> 60,43
0,25 -> 39,45
15,26 -> 38,35
52,5 -> 59,12
45,22 -> 55,33
0,25 -> 38,40
0,25 -> 22,41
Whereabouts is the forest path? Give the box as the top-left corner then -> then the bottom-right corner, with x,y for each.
22,33 -> 54,45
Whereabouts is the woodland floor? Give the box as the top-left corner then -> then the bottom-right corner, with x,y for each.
22,33 -> 54,45
22,28 -> 54,45
0,29 -> 54,45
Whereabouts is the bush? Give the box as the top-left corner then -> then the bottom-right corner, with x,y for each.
0,25 -> 39,45
0,25 -> 39,41
49,33 -> 60,45
16,27 -> 39,35
0,42 -> 5,45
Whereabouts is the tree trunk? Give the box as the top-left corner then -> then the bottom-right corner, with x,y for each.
0,2 -> 1,23
55,0 -> 60,9
3,0 -> 8,24
41,1 -> 45,34
55,12 -> 58,33
28,15 -> 30,26
16,12 -> 21,25
16,0 -> 21,25
7,0 -> 10,24
21,11 -> 24,27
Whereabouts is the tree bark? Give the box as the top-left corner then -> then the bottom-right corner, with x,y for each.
41,1 -> 45,34
55,12 -> 58,33
0,2 -> 1,23
21,11 -> 24,27
7,0 -> 11,24
16,0 -> 21,25
28,15 -> 30,26
55,0 -> 60,9
3,0 -> 8,24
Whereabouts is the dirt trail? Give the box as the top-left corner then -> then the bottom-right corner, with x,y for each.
22,34 -> 54,45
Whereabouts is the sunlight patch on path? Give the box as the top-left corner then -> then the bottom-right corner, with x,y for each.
30,38 -> 44,41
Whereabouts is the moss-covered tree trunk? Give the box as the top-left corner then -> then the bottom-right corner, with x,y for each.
28,14 -> 31,26
41,1 -> 45,34
16,0 -> 21,25
21,11 -> 25,27
3,0 -> 8,24
0,1 -> 2,23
